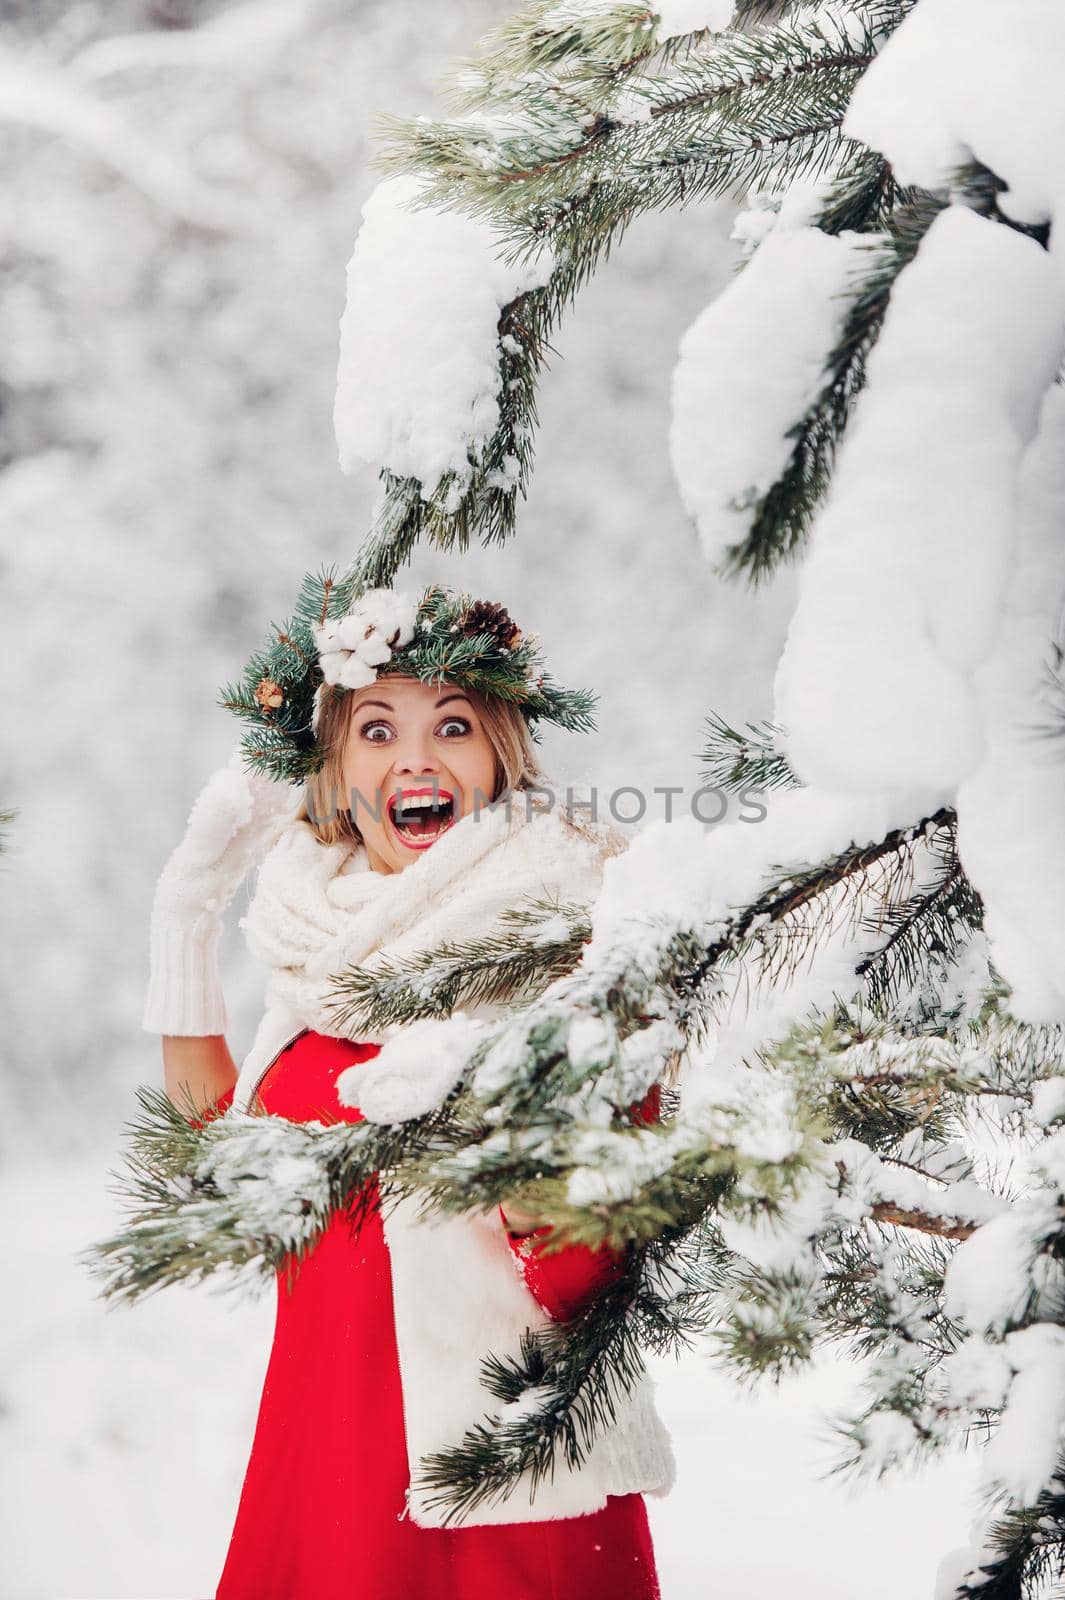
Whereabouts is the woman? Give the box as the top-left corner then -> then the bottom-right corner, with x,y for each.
141,584 -> 674,1600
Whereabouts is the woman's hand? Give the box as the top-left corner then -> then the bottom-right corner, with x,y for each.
142,744 -> 300,1037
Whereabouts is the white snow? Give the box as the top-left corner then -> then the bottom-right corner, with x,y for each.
856,1409 -> 920,1470
940,1335 -> 1013,1413
333,175 -> 555,495
670,226 -> 870,570
1031,1075 -> 1065,1129
715,1158 -> 837,1275
1024,1125 -> 1065,1194
71,0 -> 315,80
565,1123 -> 677,1206
774,205 -> 1065,791
831,1136 -> 1006,1230
942,1202 -> 1057,1335
655,0 -> 736,38
576,782 -> 951,1119
730,173 -> 848,258
935,1539 -> 1002,1600
933,1119 -> 1065,1509
566,1013 -> 617,1070
954,385 -> 1065,1023
844,0 -> 1065,236
530,912 -> 578,945
986,1324 -> 1065,1505
195,1115 -> 336,1238
730,1079 -> 806,1164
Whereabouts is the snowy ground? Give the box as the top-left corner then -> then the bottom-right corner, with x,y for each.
2,1144 -> 982,1600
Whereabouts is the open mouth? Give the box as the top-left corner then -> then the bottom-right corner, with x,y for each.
386,788 -> 456,850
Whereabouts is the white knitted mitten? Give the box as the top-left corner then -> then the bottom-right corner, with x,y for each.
141,747 -> 302,1035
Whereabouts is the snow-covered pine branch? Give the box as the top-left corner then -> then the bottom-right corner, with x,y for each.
333,173 -> 555,506
331,0 -> 909,589
321,898 -> 594,1032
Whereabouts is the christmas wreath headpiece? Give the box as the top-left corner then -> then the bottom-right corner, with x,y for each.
219,569 -> 598,785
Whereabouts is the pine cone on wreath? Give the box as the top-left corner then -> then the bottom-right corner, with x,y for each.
457,600 -> 522,652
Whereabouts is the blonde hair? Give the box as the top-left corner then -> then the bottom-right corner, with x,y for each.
298,678 -> 545,847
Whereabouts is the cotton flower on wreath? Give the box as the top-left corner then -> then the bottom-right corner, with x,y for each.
313,587 -> 420,693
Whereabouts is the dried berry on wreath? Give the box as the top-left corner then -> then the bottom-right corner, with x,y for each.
254,677 -> 285,713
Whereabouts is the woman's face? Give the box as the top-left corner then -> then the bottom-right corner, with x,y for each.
339,675 -> 499,874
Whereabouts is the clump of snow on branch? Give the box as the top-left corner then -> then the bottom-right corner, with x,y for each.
566,1013 -> 616,1072
955,386 -> 1065,1022
1032,1075 -> 1065,1129
863,1410 -> 926,1470
333,175 -> 555,496
716,1132 -> 997,1280
565,1122 -> 678,1206
884,1111 -> 1065,1514
669,226 -> 869,569
775,205 -> 1065,792
844,0 -> 1065,236
943,1205 -> 1057,1336
935,1541 -> 1004,1600
586,785 -> 937,977
983,1325 -> 1065,1505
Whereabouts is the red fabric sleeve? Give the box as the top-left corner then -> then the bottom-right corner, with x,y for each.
500,1080 -> 663,1322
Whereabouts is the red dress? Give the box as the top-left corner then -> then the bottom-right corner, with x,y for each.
211,1030 -> 662,1600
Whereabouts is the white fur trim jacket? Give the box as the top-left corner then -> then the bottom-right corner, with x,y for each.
234,782 -> 677,1528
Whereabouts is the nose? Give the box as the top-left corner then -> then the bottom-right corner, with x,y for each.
390,727 -> 442,782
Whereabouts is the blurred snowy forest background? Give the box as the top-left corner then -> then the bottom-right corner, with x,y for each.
0,1 -> 981,1595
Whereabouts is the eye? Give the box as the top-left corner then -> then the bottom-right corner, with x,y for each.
438,717 -> 471,737
360,720 -> 394,743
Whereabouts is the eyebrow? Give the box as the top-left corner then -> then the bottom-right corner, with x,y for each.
354,691 -> 473,714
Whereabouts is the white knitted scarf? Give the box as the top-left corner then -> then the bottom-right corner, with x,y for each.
232,778 -> 622,1111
